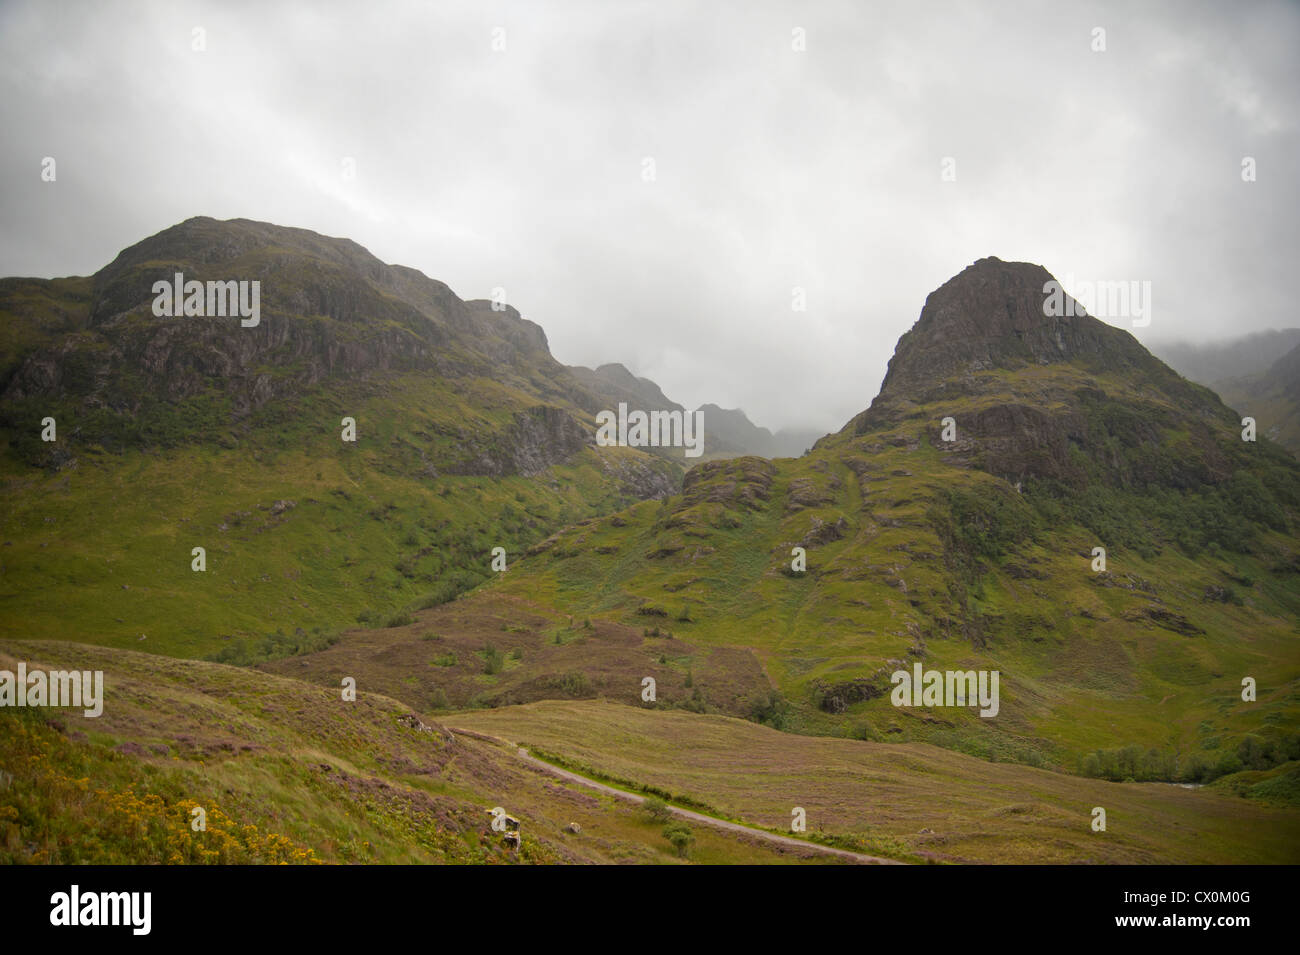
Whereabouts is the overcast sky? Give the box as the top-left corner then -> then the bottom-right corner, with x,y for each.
2,0 -> 1297,433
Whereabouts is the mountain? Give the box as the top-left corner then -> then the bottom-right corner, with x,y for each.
567,362 -> 682,418
0,217 -> 828,657
695,404 -> 822,459
5,247 -> 1299,865
1151,331 -> 1300,456
839,257 -> 1240,492
1152,329 -> 1300,388
567,368 -> 823,460
305,255 -> 1298,785
0,216 -> 693,655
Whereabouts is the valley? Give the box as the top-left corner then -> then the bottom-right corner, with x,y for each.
2,222 -> 1298,865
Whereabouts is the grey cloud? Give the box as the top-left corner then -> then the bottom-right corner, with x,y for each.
1,0 -> 1296,433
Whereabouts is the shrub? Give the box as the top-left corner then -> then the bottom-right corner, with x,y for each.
750,690 -> 791,730
642,796 -> 672,823
559,672 -> 590,696
662,822 -> 694,858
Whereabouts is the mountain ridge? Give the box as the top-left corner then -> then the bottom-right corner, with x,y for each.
1,215 -> 803,462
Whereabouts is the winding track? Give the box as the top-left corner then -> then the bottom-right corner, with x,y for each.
449,726 -> 903,865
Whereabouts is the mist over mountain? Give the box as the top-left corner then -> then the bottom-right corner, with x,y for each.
4,0 -> 1300,888
1152,330 -> 1300,387
694,403 -> 821,458
1150,331 -> 1300,456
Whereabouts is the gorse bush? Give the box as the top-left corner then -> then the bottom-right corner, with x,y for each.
558,671 -> 590,696
750,690 -> 792,730
0,714 -> 318,864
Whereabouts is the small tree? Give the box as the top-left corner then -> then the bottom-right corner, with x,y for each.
663,822 -> 694,858
642,796 -> 672,823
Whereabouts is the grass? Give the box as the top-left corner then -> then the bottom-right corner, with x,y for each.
0,640 -> 841,865
453,699 -> 1300,864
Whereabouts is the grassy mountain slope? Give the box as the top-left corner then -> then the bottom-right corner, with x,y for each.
0,218 -> 681,657
434,258 -> 1300,782
4,236 -> 1297,865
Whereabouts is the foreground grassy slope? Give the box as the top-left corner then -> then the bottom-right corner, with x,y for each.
0,640 -> 842,864
453,699 -> 1300,864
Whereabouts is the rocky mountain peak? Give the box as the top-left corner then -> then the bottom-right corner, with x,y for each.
869,257 -> 1166,411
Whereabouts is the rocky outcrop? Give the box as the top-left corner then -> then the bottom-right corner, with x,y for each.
834,257 -> 1246,491
680,456 -> 777,510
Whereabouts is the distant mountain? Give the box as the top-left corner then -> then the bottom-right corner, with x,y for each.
566,362 -> 682,416
1150,330 -> 1300,455
1151,329 -> 1300,386
568,366 -> 823,460
694,403 -> 822,458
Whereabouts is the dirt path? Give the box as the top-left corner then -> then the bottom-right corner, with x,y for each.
449,726 -> 903,865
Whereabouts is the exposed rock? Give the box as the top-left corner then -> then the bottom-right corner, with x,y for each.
799,516 -> 849,547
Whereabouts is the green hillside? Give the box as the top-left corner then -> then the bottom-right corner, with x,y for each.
457,259 -> 1300,781
3,232 -> 1297,865
0,218 -> 680,658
